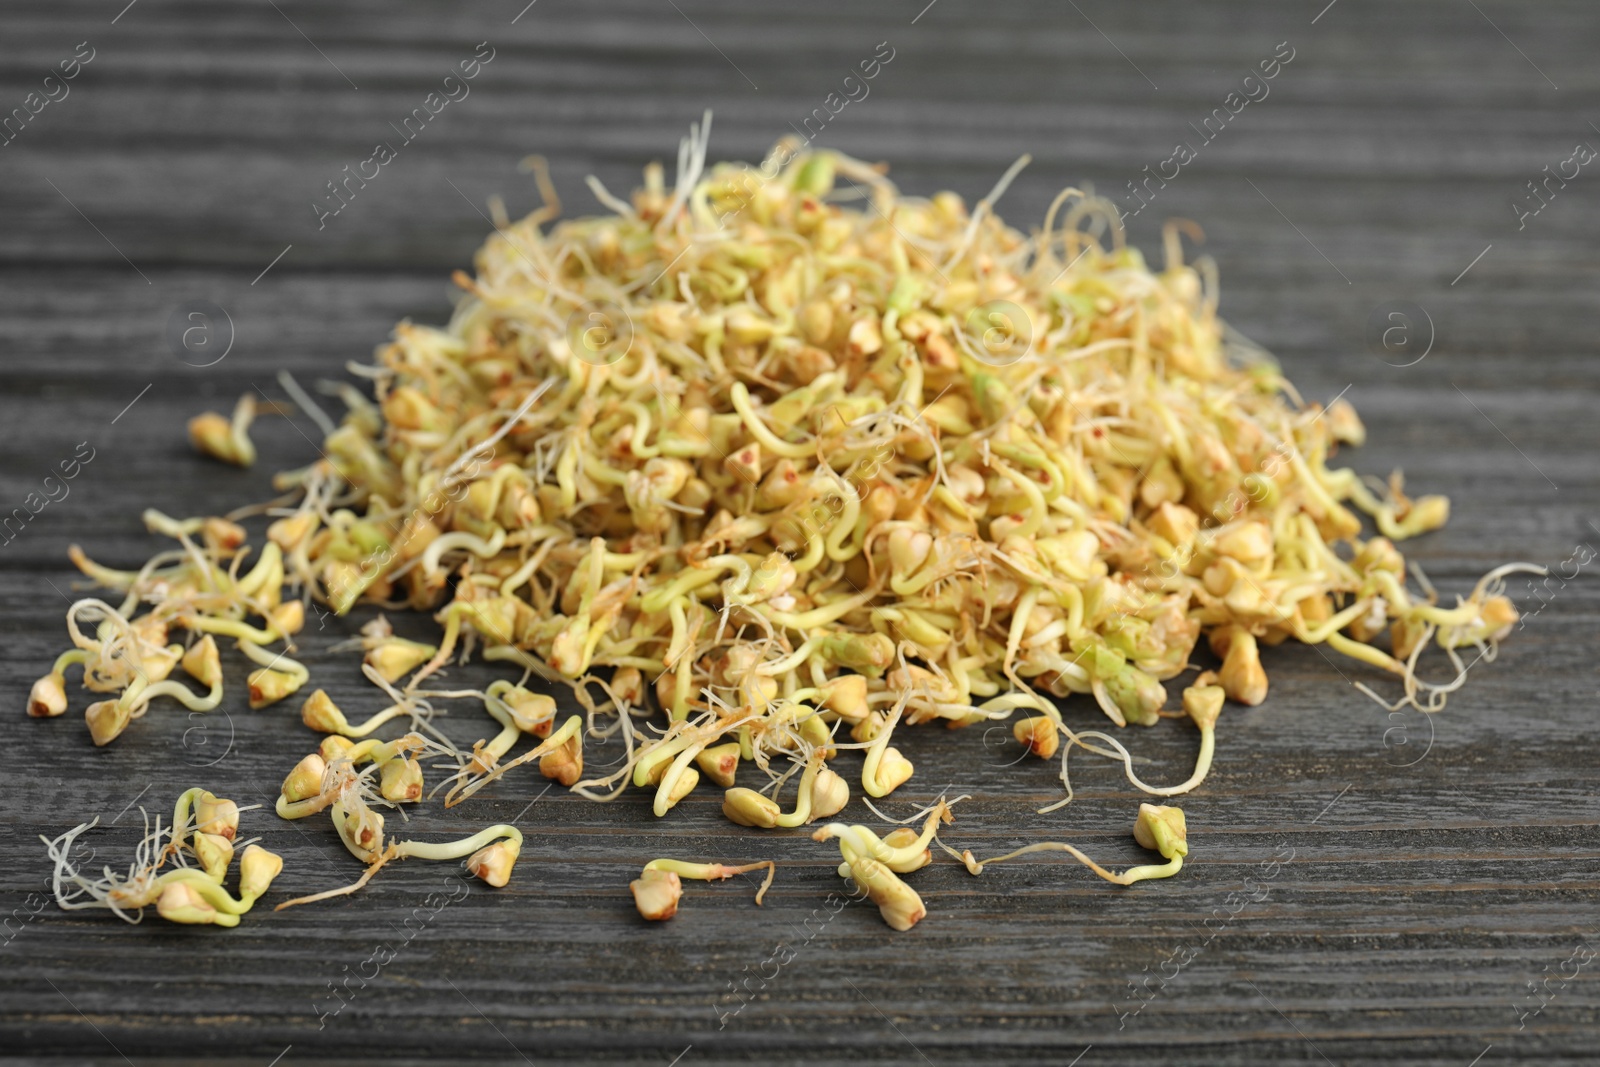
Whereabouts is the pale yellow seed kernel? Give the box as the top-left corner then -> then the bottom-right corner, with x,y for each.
847,315 -> 883,357
1211,521 -> 1273,565
27,673 -> 67,718
282,753 -> 327,803
181,635 -> 222,690
1479,595 -> 1518,640
1134,803 -> 1189,859
363,638 -> 436,684
247,668 -> 302,709
809,767 -> 850,821
1012,716 -> 1059,760
192,831 -> 234,881
466,838 -> 521,888
269,600 -> 305,637
695,742 -> 741,789
300,689 -> 346,733
660,766 -> 700,809
630,868 -> 682,921
319,735 -> 355,762
875,747 -> 914,794
156,882 -> 219,925
722,787 -> 781,828
819,674 -> 869,721
539,732 -> 583,786
188,412 -> 245,466
380,757 -> 424,803
85,699 -> 132,747
849,856 -> 925,932
1218,630 -> 1268,707
239,845 -> 285,901
1182,684 -> 1225,731
194,791 -> 240,841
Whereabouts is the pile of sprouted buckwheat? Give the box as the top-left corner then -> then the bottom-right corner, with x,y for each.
29,116 -> 1536,931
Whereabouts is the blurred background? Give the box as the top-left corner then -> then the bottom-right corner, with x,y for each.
3,2 -> 1597,1064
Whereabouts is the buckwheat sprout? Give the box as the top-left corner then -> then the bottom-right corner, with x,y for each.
356,665 -> 461,754
956,803 -> 1188,887
812,819 -> 934,931
188,393 -> 259,468
427,682 -> 554,797
860,694 -> 913,798
276,795 -> 523,910
859,794 -> 971,829
442,714 -> 584,807
372,819 -> 523,873
278,733 -> 443,822
276,369 -> 339,438
813,801 -> 952,875
126,634 -> 224,714
40,791 -> 282,926
300,688 -> 413,738
722,749 -> 828,828
150,855 -> 284,927
28,649 -> 88,718
40,815 -> 167,922
1053,680 -> 1224,806
630,857 -> 776,921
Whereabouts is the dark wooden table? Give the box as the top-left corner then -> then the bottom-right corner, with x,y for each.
3,1 -> 1597,1063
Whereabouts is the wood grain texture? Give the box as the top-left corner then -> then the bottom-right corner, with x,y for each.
2,1 -> 1598,1063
